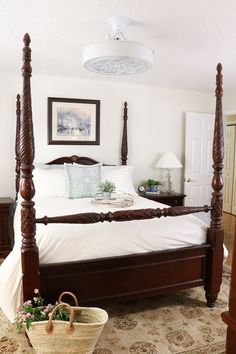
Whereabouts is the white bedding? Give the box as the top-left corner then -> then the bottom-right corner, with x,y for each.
0,195 -> 213,322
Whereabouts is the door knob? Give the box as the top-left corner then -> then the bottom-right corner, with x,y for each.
185,177 -> 192,182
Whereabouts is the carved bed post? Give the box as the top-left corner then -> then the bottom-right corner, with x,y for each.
20,33 -> 40,301
121,101 -> 128,165
205,63 -> 224,307
15,94 -> 21,200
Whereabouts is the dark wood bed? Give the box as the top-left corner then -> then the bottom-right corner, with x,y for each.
17,33 -> 224,309
222,225 -> 236,354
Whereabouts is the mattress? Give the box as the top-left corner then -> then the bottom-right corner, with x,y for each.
0,195 -> 213,322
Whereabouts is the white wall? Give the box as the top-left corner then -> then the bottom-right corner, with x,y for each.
0,73 -> 216,198
224,92 -> 236,114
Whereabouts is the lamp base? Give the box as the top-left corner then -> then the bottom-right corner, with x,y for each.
166,169 -> 175,194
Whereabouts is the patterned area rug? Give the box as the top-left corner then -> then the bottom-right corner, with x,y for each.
0,269 -> 229,354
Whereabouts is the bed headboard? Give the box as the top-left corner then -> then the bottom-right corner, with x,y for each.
46,155 -> 100,165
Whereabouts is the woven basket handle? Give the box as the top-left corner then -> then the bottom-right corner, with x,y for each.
46,302 -> 74,335
58,291 -> 79,307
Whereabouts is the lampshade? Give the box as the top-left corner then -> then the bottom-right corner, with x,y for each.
155,152 -> 183,169
82,16 -> 154,75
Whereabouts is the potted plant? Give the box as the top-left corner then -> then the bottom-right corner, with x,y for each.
16,289 -> 108,353
145,179 -> 162,193
99,180 -> 116,199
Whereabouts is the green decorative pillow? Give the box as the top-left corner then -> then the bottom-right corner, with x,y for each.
64,163 -> 101,198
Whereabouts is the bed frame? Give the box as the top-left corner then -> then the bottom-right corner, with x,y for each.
222,226 -> 236,354
17,33 -> 224,308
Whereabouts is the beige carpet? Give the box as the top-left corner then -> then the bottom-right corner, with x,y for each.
0,269 -> 230,354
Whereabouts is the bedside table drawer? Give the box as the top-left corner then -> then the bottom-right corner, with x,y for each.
157,197 -> 183,207
139,192 -> 186,207
0,198 -> 14,257
163,198 -> 184,206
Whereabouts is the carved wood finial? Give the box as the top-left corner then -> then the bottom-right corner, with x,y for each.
215,63 -> 223,98
211,63 -> 224,229
121,101 -> 128,165
15,94 -> 21,200
23,33 -> 31,45
20,34 -> 40,300
22,33 -> 32,78
217,63 -> 222,73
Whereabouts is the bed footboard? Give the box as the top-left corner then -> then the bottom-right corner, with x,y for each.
39,245 -> 211,305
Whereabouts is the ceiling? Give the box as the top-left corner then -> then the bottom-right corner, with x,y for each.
1,0 -> 236,93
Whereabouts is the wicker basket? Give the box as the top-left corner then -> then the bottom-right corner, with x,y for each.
25,292 -> 108,354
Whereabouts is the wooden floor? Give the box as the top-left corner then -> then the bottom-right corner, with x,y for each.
223,212 -> 235,267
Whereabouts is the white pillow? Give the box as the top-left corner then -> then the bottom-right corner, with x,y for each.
101,166 -> 136,195
33,164 -> 67,198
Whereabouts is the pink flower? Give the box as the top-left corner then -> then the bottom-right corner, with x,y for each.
44,304 -> 53,313
34,289 -> 39,294
24,300 -> 32,306
26,313 -> 32,318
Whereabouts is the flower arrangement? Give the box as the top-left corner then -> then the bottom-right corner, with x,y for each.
16,289 -> 73,332
99,180 -> 116,193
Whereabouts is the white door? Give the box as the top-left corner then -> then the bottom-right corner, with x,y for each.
184,112 -> 214,207
223,125 -> 235,213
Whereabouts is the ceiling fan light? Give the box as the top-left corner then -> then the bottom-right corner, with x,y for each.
82,16 -> 154,75
83,41 -> 154,75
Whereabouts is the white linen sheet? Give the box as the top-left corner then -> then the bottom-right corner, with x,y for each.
0,195 -> 212,322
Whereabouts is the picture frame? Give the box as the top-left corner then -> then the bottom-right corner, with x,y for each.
48,97 -> 100,145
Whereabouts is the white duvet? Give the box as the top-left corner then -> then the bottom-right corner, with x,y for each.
0,195 -> 210,322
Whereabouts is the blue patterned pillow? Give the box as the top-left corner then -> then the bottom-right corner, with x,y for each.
64,163 -> 101,198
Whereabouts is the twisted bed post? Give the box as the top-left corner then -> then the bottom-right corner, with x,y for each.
121,101 -> 128,165
15,94 -> 21,200
20,33 -> 40,301
205,63 -> 224,307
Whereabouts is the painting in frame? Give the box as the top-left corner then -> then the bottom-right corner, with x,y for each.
48,97 -> 100,145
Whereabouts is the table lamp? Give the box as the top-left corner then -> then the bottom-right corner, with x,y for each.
155,152 -> 183,194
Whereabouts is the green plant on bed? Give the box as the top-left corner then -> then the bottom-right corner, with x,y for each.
99,180 -> 116,193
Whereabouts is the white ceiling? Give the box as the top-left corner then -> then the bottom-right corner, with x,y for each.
1,0 -> 236,93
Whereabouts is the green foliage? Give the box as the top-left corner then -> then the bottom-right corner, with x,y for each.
145,179 -> 162,188
16,289 -> 77,332
99,180 -> 116,193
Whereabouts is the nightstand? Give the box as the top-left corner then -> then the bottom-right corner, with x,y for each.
139,192 -> 186,206
0,197 -> 14,257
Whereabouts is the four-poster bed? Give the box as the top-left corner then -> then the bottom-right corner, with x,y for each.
14,33 -> 225,314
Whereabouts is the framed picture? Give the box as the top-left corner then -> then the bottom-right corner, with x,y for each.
48,97 -> 100,145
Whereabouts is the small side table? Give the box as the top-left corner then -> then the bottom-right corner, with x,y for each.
139,192 -> 186,207
0,197 -> 14,257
